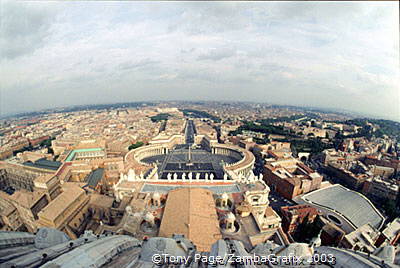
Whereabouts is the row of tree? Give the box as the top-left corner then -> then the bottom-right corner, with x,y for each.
128,141 -> 144,150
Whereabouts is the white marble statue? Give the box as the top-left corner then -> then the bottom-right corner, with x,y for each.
128,169 -> 135,182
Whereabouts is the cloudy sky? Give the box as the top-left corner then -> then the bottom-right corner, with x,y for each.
0,1 -> 399,120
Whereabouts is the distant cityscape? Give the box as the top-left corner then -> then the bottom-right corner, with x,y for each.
1,101 -> 400,267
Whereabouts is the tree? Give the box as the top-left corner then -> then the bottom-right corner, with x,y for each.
128,141 -> 144,150
294,214 -> 321,243
40,137 -> 55,148
383,199 -> 398,221
150,113 -> 170,122
294,214 -> 310,242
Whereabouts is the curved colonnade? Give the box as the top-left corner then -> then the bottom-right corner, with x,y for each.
123,136 -> 255,181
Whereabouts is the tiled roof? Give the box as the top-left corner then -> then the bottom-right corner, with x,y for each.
159,188 -> 221,251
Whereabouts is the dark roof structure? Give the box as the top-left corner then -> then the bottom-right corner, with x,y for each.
23,158 -> 62,171
84,168 -> 104,189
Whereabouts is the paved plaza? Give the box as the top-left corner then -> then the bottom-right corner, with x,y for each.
141,120 -> 241,180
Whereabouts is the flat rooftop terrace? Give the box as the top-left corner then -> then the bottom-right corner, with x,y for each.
65,148 -> 103,162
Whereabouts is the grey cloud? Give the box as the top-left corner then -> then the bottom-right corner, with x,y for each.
197,48 -> 236,61
168,2 -> 366,36
259,63 -> 287,73
175,64 -> 254,85
260,2 -> 365,22
168,3 -> 249,34
0,1 -> 59,60
117,58 -> 159,71
0,2 -> 398,120
181,48 -> 196,54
